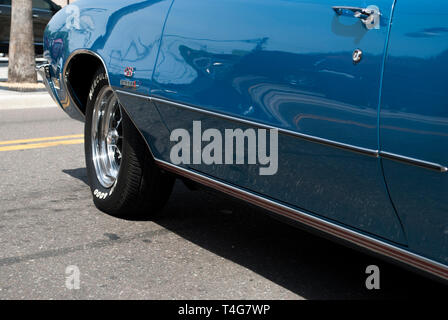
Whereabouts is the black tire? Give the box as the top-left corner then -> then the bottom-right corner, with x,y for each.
84,68 -> 174,217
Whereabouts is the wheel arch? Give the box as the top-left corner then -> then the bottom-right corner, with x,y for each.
63,50 -> 109,116
64,49 -> 159,162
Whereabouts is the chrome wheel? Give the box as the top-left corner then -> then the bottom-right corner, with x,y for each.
91,86 -> 123,188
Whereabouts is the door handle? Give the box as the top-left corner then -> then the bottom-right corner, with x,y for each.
333,5 -> 381,30
33,14 -> 39,18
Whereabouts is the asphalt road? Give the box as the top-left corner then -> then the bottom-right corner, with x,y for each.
0,74 -> 446,299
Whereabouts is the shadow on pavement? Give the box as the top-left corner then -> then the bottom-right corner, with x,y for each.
64,168 -> 447,299
63,168 -> 89,185
155,181 -> 447,299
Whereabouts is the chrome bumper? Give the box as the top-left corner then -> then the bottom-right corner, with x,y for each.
36,63 -> 84,121
36,63 -> 63,109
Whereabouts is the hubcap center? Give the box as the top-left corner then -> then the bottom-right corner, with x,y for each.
107,129 -> 119,145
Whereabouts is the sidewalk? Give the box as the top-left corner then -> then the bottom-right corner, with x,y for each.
0,57 -> 47,64
0,89 -> 56,110
0,58 -> 56,110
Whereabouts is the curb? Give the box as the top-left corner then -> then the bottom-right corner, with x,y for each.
0,83 -> 47,93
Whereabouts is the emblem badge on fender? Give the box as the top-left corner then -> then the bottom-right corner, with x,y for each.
120,79 -> 139,89
124,67 -> 134,77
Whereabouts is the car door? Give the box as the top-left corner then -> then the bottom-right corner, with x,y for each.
379,0 -> 448,264
150,0 -> 406,243
32,0 -> 54,45
0,0 -> 11,46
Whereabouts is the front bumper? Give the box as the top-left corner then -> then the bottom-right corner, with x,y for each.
36,63 -> 84,121
36,64 -> 62,108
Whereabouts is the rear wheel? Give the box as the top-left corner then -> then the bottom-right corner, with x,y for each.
84,69 -> 174,217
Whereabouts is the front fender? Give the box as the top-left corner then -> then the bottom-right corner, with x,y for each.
42,0 -> 173,119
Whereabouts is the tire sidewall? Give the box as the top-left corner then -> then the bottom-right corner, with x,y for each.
84,71 -> 133,211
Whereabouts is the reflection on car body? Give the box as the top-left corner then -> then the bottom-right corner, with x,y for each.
38,0 -> 448,282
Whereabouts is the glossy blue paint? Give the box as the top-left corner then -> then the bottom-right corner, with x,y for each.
43,0 -> 173,102
151,0 -> 406,243
40,0 -> 448,272
380,0 -> 448,264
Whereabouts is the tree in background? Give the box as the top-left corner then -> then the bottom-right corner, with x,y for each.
8,0 -> 36,83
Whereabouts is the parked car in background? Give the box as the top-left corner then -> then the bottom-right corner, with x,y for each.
0,0 -> 61,54
38,0 -> 448,282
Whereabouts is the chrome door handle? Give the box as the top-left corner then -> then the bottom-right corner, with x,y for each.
33,14 -> 39,18
333,5 -> 381,30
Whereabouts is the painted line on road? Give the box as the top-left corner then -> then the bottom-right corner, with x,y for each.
0,139 -> 84,152
0,134 -> 84,152
0,134 -> 84,146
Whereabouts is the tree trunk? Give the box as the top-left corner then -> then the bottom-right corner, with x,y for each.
8,0 -> 36,83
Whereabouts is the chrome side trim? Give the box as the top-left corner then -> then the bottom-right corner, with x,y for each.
151,96 -> 447,172
155,159 -> 448,280
380,151 -> 448,173
110,90 -> 448,279
151,96 -> 379,158
115,89 -> 150,100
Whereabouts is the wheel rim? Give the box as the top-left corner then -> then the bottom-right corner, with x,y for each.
91,86 -> 123,188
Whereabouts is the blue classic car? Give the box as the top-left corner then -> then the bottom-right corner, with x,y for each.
37,0 -> 448,281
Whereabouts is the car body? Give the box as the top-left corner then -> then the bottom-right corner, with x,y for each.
38,0 -> 448,281
0,0 -> 61,54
